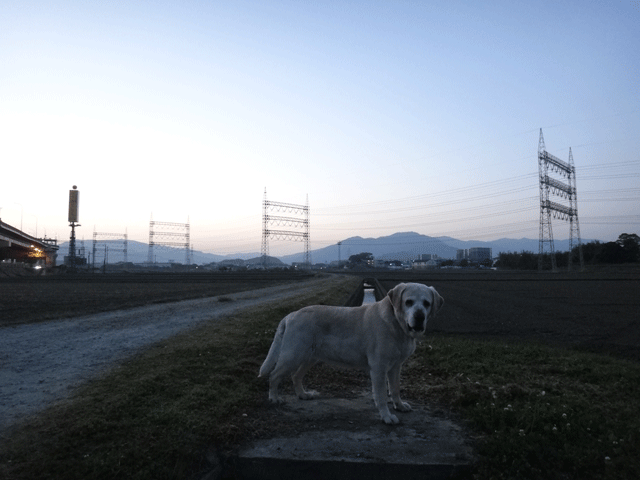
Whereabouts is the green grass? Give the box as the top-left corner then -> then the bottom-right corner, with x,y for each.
2,275 -> 639,479
404,337 -> 640,479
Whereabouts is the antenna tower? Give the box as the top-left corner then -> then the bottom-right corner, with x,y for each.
67,185 -> 80,267
261,189 -> 311,268
538,129 -> 584,271
147,216 -> 191,265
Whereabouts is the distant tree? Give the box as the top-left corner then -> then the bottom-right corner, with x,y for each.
459,258 -> 469,267
617,233 -> 640,262
480,258 -> 493,267
577,240 -> 602,264
495,251 -> 540,270
441,259 -> 454,267
597,242 -> 625,264
518,251 -> 538,270
555,251 -> 568,268
348,252 -> 373,267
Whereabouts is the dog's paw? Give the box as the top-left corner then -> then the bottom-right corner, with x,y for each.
381,413 -> 400,425
298,390 -> 319,400
394,401 -> 412,412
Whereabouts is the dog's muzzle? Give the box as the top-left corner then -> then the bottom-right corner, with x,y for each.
409,310 -> 426,332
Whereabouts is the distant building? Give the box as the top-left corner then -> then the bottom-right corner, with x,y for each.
469,247 -> 492,263
456,249 -> 468,260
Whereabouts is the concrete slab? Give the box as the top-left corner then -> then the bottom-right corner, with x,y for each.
231,392 -> 474,479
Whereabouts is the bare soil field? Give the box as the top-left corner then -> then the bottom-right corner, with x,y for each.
0,271 -> 315,327
2,267 -> 638,360
376,266 -> 640,361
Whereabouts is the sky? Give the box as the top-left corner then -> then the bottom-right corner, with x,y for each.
1,1 -> 639,257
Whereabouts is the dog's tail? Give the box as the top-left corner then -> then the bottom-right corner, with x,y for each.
258,315 -> 288,378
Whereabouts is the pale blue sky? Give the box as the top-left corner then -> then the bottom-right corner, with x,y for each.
1,1 -> 638,256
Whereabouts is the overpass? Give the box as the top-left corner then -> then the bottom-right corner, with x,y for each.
0,219 -> 59,270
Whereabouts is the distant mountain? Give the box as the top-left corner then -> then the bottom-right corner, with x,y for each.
436,236 -> 594,256
283,232 -> 597,264
55,232 -> 596,266
219,256 -> 284,267
56,239 -> 249,265
282,232 -> 458,264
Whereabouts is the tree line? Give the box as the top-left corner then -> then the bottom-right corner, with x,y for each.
495,233 -> 640,270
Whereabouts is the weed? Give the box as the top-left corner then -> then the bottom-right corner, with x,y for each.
405,336 -> 640,479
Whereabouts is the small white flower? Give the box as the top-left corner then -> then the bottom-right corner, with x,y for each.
552,426 -> 558,432
605,456 -> 611,462
562,413 -> 567,418
541,391 -> 546,396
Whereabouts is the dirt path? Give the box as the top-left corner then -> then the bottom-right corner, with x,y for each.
0,277 -> 337,436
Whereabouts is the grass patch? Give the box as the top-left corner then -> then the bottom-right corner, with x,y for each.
0,275 -> 361,480
403,337 -> 640,479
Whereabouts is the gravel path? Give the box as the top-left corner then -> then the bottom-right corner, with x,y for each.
0,277 -> 335,436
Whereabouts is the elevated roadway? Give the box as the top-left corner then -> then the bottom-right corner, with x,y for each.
0,219 -> 59,268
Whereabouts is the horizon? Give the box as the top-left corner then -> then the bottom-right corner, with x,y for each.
50,230 -> 611,263
2,2 -> 638,257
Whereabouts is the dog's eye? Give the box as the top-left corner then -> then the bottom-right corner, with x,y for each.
423,300 -> 431,308
405,299 -> 414,307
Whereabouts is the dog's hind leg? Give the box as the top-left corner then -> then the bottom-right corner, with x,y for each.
292,361 -> 318,400
267,368 -> 286,403
267,353 -> 303,403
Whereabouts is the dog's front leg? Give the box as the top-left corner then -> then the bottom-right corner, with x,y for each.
388,364 -> 411,412
370,367 -> 399,424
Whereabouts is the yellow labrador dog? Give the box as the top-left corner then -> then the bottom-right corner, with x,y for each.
259,282 -> 444,424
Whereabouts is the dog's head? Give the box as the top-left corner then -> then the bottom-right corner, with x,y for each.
387,283 -> 444,337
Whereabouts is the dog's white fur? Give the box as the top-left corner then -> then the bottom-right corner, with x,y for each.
258,282 -> 444,424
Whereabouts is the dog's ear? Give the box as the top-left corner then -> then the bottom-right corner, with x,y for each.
429,287 -> 444,318
387,283 -> 406,313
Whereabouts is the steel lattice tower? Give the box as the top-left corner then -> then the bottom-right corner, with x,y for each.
261,189 -> 311,268
147,215 -> 191,265
567,148 -> 585,271
92,229 -> 128,268
538,129 -> 584,271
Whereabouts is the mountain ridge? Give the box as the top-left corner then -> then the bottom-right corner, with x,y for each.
55,232 -> 595,265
